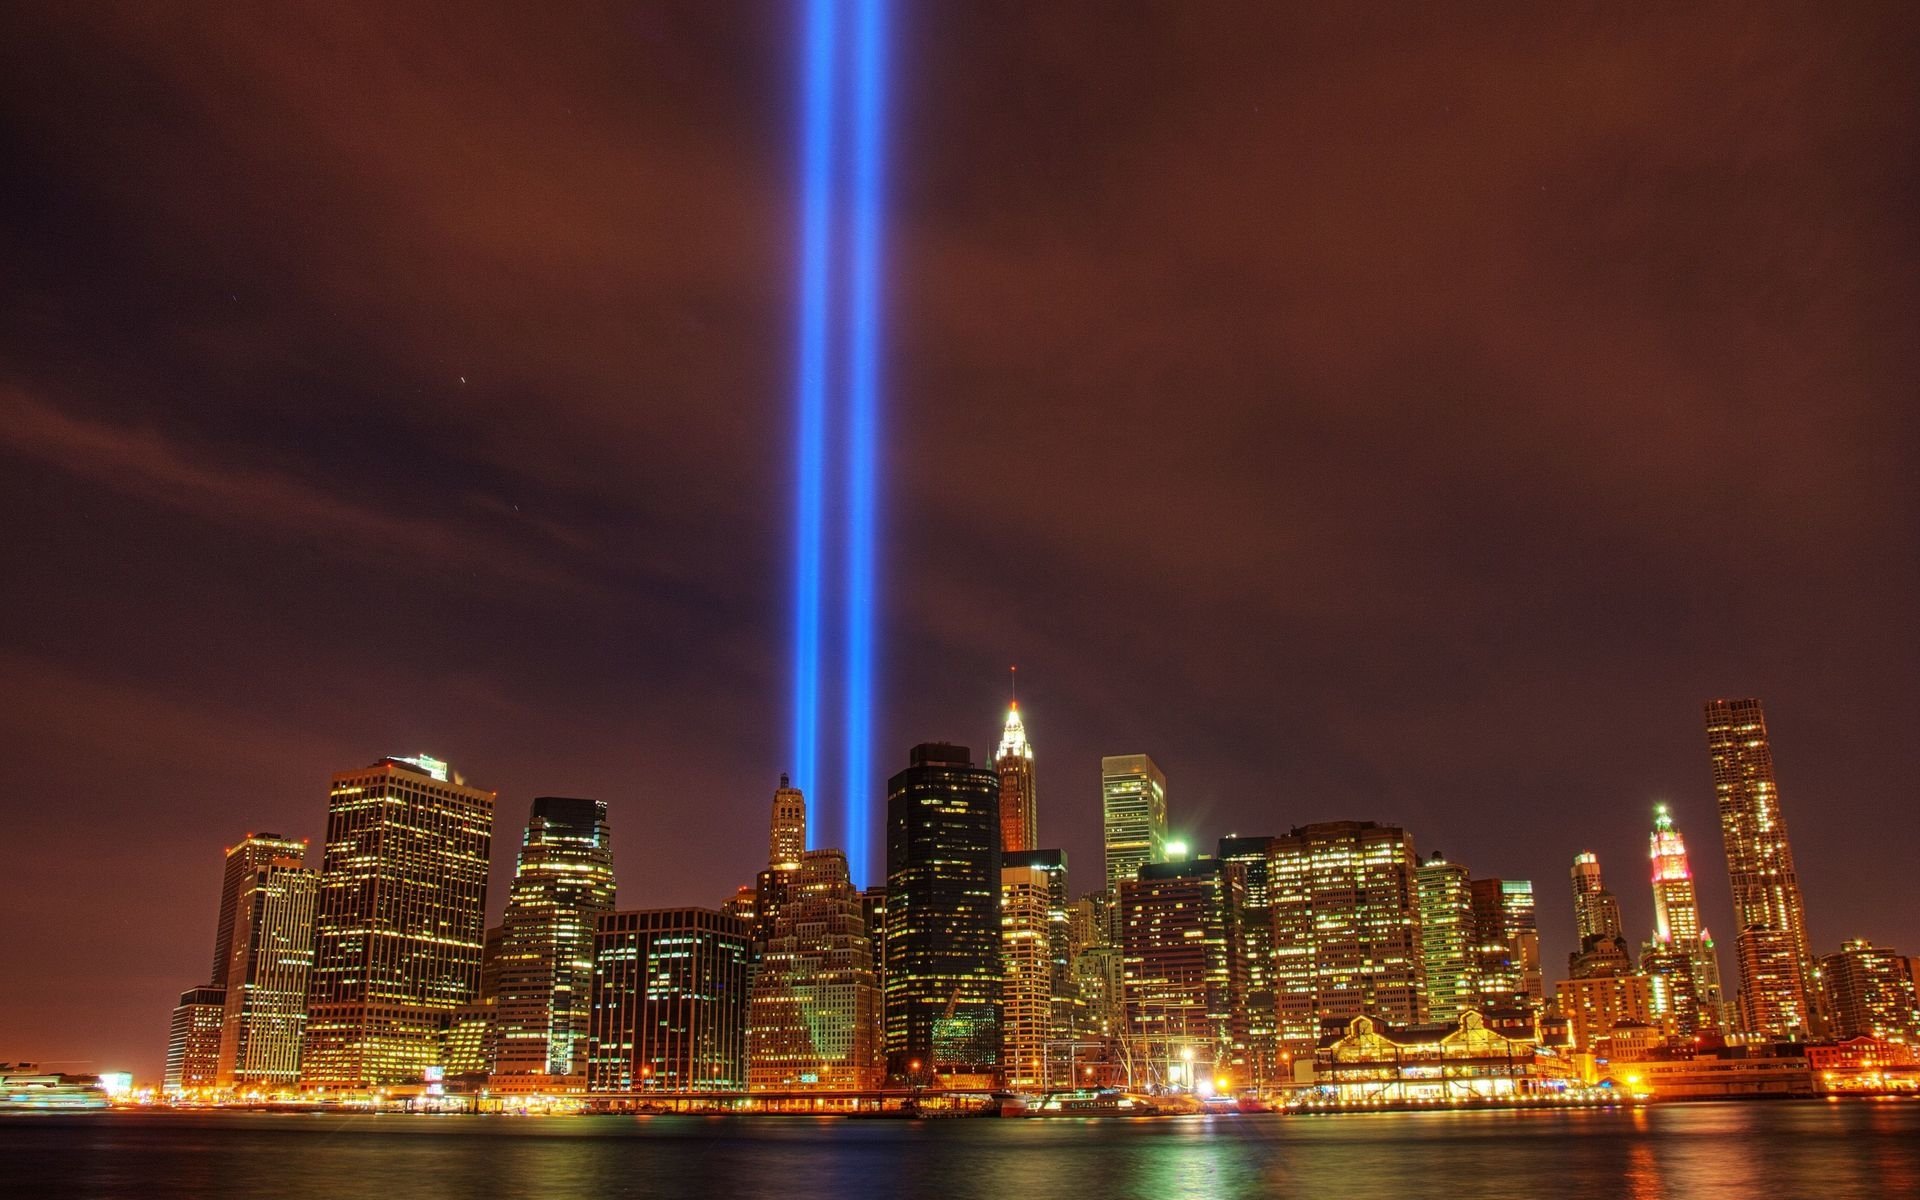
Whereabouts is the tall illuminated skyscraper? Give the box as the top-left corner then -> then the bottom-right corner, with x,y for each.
300,755 -> 496,1089
588,908 -> 752,1094
164,987 -> 226,1094
1102,754 -> 1167,895
1004,849 -> 1082,1076
996,697 -> 1038,854
1469,878 -> 1543,1011
1703,698 -> 1818,1037
1218,836 -> 1281,1083
748,849 -> 882,1090
492,797 -> 617,1086
1000,862 -> 1054,1089
1642,804 -> 1726,1036
214,837 -> 317,1089
1415,851 -> 1477,1024
770,774 -> 807,868
1119,857 -> 1249,1089
211,834 -> 308,991
1570,852 -> 1625,945
1270,821 -> 1426,1052
884,743 -> 1001,1078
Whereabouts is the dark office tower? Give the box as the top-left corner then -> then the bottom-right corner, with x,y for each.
1821,940 -> 1920,1041
861,885 -> 889,1064
1703,698 -> 1819,1038
1270,821 -> 1425,1053
164,986 -> 226,1094
1218,836 -> 1281,1084
747,849 -> 882,1091
1470,878 -> 1543,1011
1120,858 -> 1249,1090
587,908 -> 752,1094
1643,804 -> 1727,1036
492,798 -> 617,1087
215,843 -> 317,1089
300,755 -> 495,1090
884,743 -> 1002,1078
1570,852 -> 1625,944
996,697 -> 1038,854
1416,852 -> 1477,1024
769,774 -> 807,869
211,833 -> 308,991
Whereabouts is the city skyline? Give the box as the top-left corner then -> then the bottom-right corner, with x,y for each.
3,2 -> 1917,1091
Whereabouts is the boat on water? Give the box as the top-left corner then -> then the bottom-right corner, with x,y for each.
1020,1088 -> 1160,1117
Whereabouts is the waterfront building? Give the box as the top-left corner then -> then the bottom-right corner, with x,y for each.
1271,821 -> 1427,1053
1570,851 -> 1625,944
587,908 -> 752,1093
1313,1010 -> 1544,1103
1556,973 -> 1657,1055
491,797 -> 617,1088
1821,939 -> 1920,1042
884,743 -> 1001,1078
747,849 -> 882,1091
1218,836 -> 1281,1084
1703,698 -> 1819,1037
1101,754 -> 1167,897
1119,857 -> 1249,1090
1415,851 -> 1477,1024
1643,804 -> 1727,1036
1001,863 -> 1054,1088
164,986 -> 226,1094
996,697 -> 1038,854
1470,878 -> 1543,1010
214,840 -> 317,1089
1004,849 -> 1084,1076
300,755 -> 496,1089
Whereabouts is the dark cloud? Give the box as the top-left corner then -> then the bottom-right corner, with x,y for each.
1,2 -> 1916,1077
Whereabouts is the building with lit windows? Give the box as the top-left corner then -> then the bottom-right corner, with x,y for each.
1556,972 -> 1657,1055
164,986 -> 226,1094
1101,754 -> 1167,897
588,908 -> 752,1094
1416,852 -> 1477,1024
1271,821 -> 1427,1054
1703,698 -> 1819,1037
299,755 -> 496,1090
1218,836 -> 1281,1084
214,840 -> 317,1089
1119,857 -> 1249,1092
769,774 -> 807,869
1001,863 -> 1054,1088
1312,1010 -> 1544,1104
210,833 -> 309,992
884,743 -> 1002,1078
1470,878 -> 1543,1011
1570,851 -> 1625,944
1820,939 -> 1920,1042
491,797 -> 617,1089
1004,849 -> 1084,1077
996,699 -> 1038,855
747,849 -> 882,1091
1642,804 -> 1727,1036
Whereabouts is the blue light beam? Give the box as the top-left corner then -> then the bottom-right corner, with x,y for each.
789,0 -> 839,815
843,0 -> 889,888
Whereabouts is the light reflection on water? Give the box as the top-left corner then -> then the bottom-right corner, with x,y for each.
4,1101 -> 1916,1200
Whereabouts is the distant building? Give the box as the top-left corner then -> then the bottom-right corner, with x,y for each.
747,849 -> 882,1091
1004,849 -> 1083,1079
1821,939 -> 1920,1042
1271,821 -> 1427,1053
588,908 -> 752,1094
1001,863 -> 1055,1088
164,986 -> 226,1094
1218,836 -> 1281,1084
492,797 -> 617,1088
995,699 -> 1038,854
300,755 -> 495,1089
1470,878 -> 1543,1010
1704,698 -> 1819,1037
884,743 -> 1001,1078
1556,973 -> 1656,1055
210,834 -> 307,991
1569,851 -> 1625,945
214,838 -> 317,1089
1415,852 -> 1477,1024
769,774 -> 807,869
1643,804 -> 1727,1036
1119,857 -> 1250,1090
1101,754 -> 1167,897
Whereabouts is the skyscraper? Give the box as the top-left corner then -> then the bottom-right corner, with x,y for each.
1570,851 -> 1625,944
1820,940 -> 1920,1042
214,837 -> 317,1089
164,986 -> 226,1094
1643,804 -> 1727,1036
884,743 -> 1001,1078
1102,754 -> 1167,895
1004,849 -> 1082,1074
492,797 -> 617,1087
211,833 -> 308,991
1469,878 -> 1543,1011
1703,698 -> 1818,1037
300,755 -> 495,1089
1001,862 -> 1054,1089
1270,821 -> 1426,1052
1217,836 -> 1280,1083
996,698 -> 1038,854
588,908 -> 752,1094
748,849 -> 882,1090
1415,851 -> 1477,1024
1119,857 -> 1249,1091
769,774 -> 807,869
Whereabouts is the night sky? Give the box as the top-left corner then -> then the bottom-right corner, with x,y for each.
3,4 -> 1916,1080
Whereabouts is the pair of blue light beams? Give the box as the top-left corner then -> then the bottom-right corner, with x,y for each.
790,0 -> 889,885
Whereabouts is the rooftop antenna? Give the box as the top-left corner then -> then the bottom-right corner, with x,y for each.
1010,663 -> 1017,706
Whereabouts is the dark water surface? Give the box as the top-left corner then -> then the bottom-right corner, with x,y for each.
7,1101 -> 1917,1199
